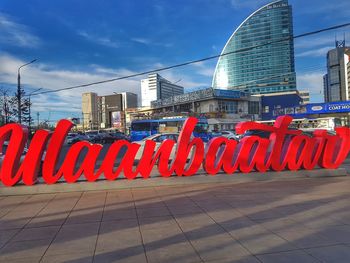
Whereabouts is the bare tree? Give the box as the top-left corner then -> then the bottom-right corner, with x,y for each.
0,87 -> 10,125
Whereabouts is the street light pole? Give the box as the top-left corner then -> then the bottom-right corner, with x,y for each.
17,59 -> 37,124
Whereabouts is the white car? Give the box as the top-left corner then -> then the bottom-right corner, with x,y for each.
221,131 -> 241,140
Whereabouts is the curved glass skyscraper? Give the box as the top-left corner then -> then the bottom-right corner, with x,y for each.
212,0 -> 296,95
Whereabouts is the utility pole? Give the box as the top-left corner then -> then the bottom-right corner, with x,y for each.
82,112 -> 85,131
17,59 -> 37,123
37,112 -> 40,127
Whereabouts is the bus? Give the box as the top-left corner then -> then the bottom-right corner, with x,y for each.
258,117 -> 342,131
130,117 -> 210,142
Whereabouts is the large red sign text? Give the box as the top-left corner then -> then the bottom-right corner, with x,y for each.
0,115 -> 349,187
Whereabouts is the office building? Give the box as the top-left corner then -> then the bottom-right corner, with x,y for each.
212,0 -> 296,95
82,92 -> 99,130
141,73 -> 184,107
347,60 -> 350,92
323,41 -> 350,102
120,92 -> 138,109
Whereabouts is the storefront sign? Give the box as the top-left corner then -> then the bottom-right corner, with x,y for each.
273,101 -> 350,117
0,116 -> 350,187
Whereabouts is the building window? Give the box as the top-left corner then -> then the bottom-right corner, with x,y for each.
249,101 -> 260,114
209,104 -> 214,112
218,100 -> 238,113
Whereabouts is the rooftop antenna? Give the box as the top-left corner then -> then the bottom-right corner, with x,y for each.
335,33 -> 345,48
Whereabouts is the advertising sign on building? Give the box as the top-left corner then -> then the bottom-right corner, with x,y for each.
272,101 -> 350,118
111,111 -> 122,128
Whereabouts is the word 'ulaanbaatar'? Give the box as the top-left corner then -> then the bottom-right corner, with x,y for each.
0,115 -> 350,187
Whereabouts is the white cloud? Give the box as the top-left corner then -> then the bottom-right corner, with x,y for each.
230,0 -> 270,9
0,54 -> 212,114
296,46 -> 334,58
131,37 -> 173,48
0,54 -> 141,112
297,72 -> 324,102
190,61 -> 216,77
0,13 -> 40,48
78,31 -> 119,48
294,35 -> 335,49
131,37 -> 151,45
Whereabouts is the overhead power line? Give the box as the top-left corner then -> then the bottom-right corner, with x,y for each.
32,22 -> 350,96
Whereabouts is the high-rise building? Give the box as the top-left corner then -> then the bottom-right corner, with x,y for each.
120,92 -> 138,109
347,60 -> 350,94
141,73 -> 184,107
82,92 -> 99,130
323,41 -> 350,102
323,74 -> 329,102
212,0 -> 296,95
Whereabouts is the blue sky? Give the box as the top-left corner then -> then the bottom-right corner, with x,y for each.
0,0 -> 350,123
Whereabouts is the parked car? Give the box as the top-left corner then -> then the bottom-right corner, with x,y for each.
221,131 -> 241,140
110,131 -> 130,141
91,133 -> 116,144
85,131 -> 99,142
241,128 -> 336,141
241,129 -> 272,139
134,133 -> 180,160
67,133 -> 89,144
66,133 -> 78,144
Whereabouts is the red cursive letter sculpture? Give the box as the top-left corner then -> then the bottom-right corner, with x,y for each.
0,116 -> 349,186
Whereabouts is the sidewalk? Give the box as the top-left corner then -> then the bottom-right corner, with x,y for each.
1,175 -> 350,262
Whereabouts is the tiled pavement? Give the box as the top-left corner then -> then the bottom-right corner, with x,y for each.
1,176 -> 350,262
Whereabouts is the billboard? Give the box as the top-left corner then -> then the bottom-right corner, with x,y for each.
111,111 -> 122,128
213,89 -> 247,99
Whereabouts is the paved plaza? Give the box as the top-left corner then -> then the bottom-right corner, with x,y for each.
1,175 -> 350,263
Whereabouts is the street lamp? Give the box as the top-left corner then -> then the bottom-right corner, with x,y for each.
17,59 -> 37,123
28,88 -> 42,136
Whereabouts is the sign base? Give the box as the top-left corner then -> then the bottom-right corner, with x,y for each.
0,168 -> 347,196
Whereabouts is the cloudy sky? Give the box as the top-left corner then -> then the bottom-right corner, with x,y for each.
0,0 -> 350,122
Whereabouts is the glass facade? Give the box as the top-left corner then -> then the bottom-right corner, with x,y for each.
324,47 -> 350,102
212,0 -> 296,95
